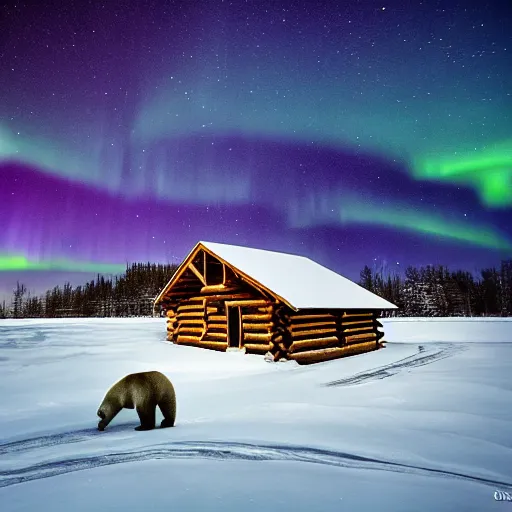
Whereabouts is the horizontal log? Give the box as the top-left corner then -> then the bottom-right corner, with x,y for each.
207,323 -> 227,330
225,299 -> 271,308
242,313 -> 273,322
177,311 -> 204,317
342,326 -> 376,336
290,321 -> 336,331
200,284 -> 241,293
176,337 -> 227,352
202,293 -> 254,301
340,319 -> 374,328
243,322 -> 273,331
256,306 -> 274,313
243,332 -> 273,342
206,307 -> 218,314
342,312 -> 375,318
288,341 -> 378,364
175,334 -> 201,344
177,304 -> 205,312
344,332 -> 378,344
179,319 -> 204,325
292,328 -> 338,340
289,336 -> 339,353
208,315 -> 226,322
178,327 -> 204,335
206,331 -> 227,340
290,314 -> 335,323
244,343 -> 272,353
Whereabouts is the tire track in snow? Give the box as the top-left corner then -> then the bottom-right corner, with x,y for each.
325,343 -> 464,387
0,440 -> 510,490
0,424 -> 136,456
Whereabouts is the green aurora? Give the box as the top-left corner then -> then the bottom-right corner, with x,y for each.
0,254 -> 125,273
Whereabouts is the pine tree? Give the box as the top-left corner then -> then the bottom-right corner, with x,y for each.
12,282 -> 26,319
359,265 -> 374,292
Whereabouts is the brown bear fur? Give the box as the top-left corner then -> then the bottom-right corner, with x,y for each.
97,371 -> 176,431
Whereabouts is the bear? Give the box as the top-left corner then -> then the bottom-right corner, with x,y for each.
97,371 -> 176,431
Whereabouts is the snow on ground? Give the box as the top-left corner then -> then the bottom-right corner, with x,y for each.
0,317 -> 511,511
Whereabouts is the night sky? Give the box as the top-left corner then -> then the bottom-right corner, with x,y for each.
1,0 -> 511,297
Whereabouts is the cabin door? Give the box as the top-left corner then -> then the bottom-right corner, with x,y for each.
227,306 -> 241,348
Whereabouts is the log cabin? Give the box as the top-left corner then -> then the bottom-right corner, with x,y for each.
154,241 -> 398,364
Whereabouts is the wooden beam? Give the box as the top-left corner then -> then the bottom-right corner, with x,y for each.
243,332 -> 273,342
225,299 -> 270,308
341,319 -> 374,328
177,312 -> 205,318
292,328 -> 337,339
289,336 -> 339,353
242,313 -> 273,322
288,341 -> 378,364
203,250 -> 207,285
345,332 -> 378,344
179,319 -> 204,325
207,323 -> 227,330
290,321 -> 336,332
342,312 -> 375,318
178,327 -> 204,334
176,336 -> 227,351
208,315 -> 227,322
154,243 -> 204,304
206,332 -> 227,340
244,343 -> 272,353
343,325 -> 376,336
200,284 -> 240,293
177,304 -> 205,312
188,263 -> 206,285
243,322 -> 274,331
175,334 -> 201,344
290,314 -> 335,323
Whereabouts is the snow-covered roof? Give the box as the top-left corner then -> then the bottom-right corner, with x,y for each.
158,241 -> 397,310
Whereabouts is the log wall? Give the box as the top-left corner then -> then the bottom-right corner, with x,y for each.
163,270 -> 275,352
167,302 -> 385,362
159,248 -> 386,363
281,309 -> 384,364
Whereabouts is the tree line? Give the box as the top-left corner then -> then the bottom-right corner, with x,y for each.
0,262 -> 178,319
0,260 -> 511,319
358,260 -> 512,317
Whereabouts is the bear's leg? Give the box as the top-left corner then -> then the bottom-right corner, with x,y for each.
135,403 -> 156,431
158,395 -> 176,428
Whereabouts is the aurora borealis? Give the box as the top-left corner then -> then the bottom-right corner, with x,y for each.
1,0 -> 511,296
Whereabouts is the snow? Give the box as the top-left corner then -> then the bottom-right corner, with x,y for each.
0,317 -> 511,511
157,241 -> 398,310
